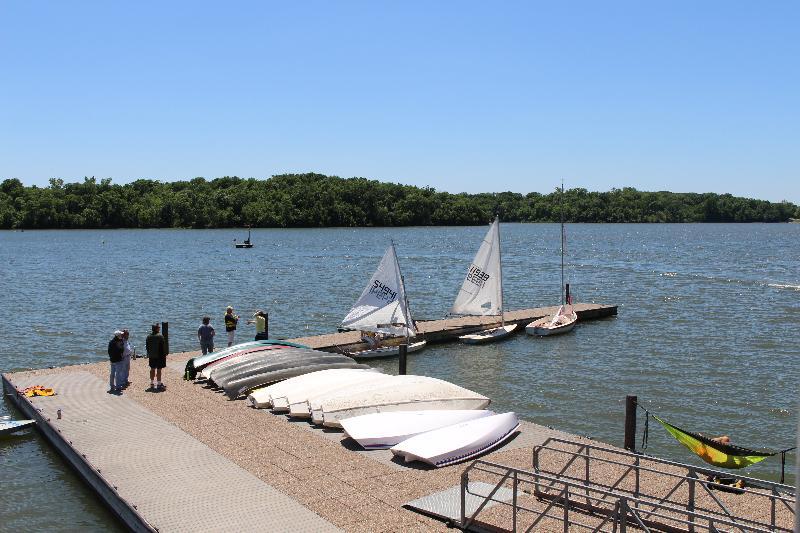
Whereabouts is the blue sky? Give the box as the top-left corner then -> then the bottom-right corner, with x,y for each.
1,1 -> 797,202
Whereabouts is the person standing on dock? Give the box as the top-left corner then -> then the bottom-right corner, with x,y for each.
120,329 -> 133,388
146,324 -> 167,391
107,330 -> 124,394
247,310 -> 268,340
197,316 -> 215,355
224,306 -> 239,347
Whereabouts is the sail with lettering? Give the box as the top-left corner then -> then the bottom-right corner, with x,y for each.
451,217 -> 503,317
342,244 -> 417,337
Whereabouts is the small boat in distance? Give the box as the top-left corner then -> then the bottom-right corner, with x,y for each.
527,183 -> 577,336
234,226 -> 253,248
452,216 -> 518,344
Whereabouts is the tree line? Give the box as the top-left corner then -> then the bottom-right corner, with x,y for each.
0,173 -> 797,229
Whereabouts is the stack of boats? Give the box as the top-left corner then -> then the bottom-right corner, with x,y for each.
185,341 -> 371,400
247,367 -> 520,467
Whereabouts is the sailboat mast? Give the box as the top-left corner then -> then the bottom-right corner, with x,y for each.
496,216 -> 505,327
393,241 -> 413,345
560,182 -> 565,305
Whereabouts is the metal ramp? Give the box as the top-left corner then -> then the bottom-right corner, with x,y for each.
405,481 -> 514,525
451,438 -> 795,532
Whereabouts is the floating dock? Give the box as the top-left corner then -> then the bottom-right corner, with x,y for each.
289,302 -> 617,350
4,302 -> 791,532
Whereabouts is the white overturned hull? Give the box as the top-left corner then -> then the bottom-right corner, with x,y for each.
349,340 -> 427,360
287,373 -> 397,417
0,417 -> 36,435
341,410 -> 494,449
526,312 -> 578,336
248,368 -> 381,409
459,324 -> 518,344
391,412 -> 519,467
311,375 -> 490,428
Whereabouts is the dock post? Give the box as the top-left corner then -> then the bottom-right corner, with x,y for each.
161,321 -> 169,354
624,395 -> 637,452
565,283 -> 570,303
399,344 -> 407,375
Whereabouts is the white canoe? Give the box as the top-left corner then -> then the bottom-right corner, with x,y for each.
312,375 -> 491,428
341,410 -> 494,449
459,324 -> 518,344
287,373 -> 397,417
391,412 -> 519,467
349,340 -> 427,359
248,368 -> 380,409
526,311 -> 578,336
0,417 -> 36,436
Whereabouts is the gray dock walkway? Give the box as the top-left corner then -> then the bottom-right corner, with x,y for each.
3,355 -> 577,532
288,302 -> 616,350
2,370 -> 339,533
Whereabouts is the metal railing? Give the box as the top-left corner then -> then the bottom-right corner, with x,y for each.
532,438 -> 794,532
460,459 -> 791,532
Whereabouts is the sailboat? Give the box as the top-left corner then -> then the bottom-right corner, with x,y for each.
342,243 -> 426,359
526,184 -> 577,336
452,217 -> 518,344
234,226 -> 253,248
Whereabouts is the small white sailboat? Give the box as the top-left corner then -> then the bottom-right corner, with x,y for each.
390,412 -> 520,467
341,243 -> 425,358
341,410 -> 494,449
526,184 -> 577,336
452,217 -> 518,344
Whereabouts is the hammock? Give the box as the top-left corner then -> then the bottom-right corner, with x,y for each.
653,415 -> 774,469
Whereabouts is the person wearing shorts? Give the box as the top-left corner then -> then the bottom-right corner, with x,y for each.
146,323 -> 167,391
224,306 -> 239,347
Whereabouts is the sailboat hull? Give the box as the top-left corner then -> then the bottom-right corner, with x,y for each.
349,340 -> 427,359
526,312 -> 578,336
459,324 -> 518,344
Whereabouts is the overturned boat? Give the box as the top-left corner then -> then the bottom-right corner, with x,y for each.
286,372 -> 397,417
248,368 -> 381,409
185,340 -> 306,380
341,410 -> 494,449
390,412 -> 519,467
310,375 -> 490,428
221,353 -> 370,399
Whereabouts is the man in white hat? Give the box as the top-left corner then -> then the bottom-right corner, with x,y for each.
107,330 -> 125,394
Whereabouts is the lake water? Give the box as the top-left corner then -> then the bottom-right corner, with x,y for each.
1,224 -> 798,528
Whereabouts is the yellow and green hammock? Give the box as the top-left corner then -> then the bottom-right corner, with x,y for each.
654,415 -> 774,469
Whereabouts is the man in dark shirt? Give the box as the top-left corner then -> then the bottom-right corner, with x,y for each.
197,316 -> 215,355
107,330 -> 125,394
146,324 -> 167,391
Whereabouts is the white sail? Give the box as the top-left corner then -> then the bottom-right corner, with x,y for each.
342,244 -> 417,337
451,217 -> 503,316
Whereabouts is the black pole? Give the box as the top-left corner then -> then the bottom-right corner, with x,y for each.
565,283 -> 571,304
264,312 -> 269,339
398,344 -> 407,375
624,395 -> 637,452
160,321 -> 169,354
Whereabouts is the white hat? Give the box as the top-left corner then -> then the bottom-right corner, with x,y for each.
114,330 -> 123,337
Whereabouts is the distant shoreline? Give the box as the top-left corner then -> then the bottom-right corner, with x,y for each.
2,173 -> 797,229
